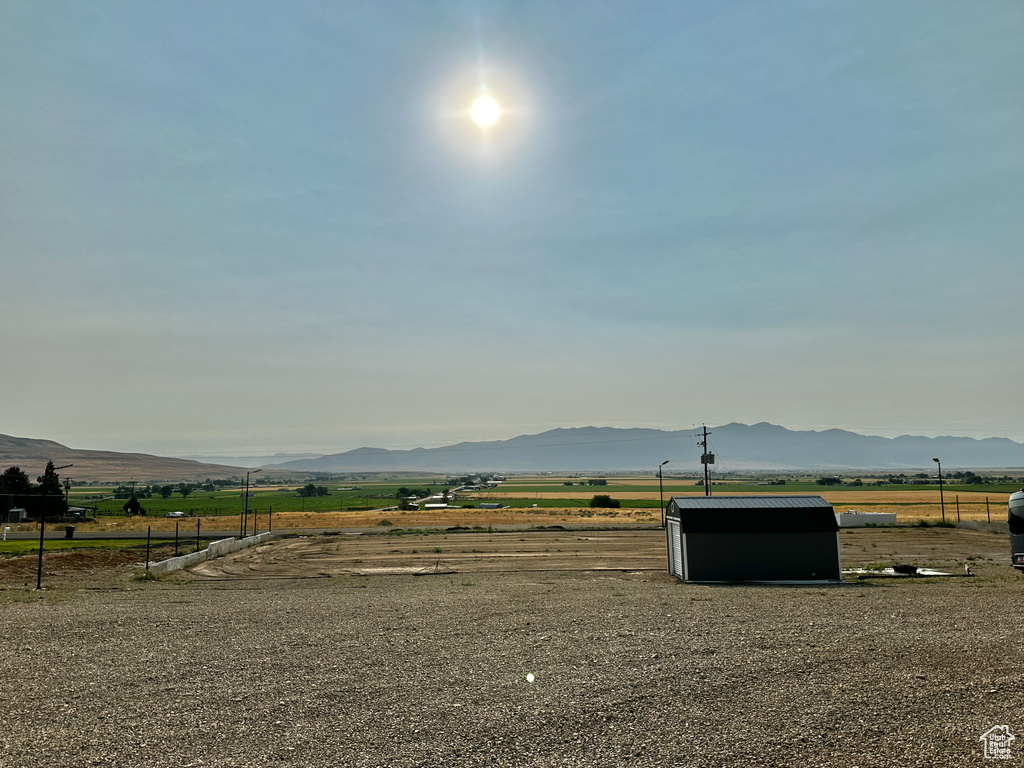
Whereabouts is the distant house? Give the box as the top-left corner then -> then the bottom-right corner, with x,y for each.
666,495 -> 841,582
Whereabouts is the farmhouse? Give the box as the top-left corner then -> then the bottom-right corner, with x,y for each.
665,495 -> 841,582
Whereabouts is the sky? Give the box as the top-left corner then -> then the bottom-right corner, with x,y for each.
2,1 -> 1022,456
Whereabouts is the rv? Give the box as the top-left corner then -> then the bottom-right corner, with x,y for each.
1009,490 -> 1024,571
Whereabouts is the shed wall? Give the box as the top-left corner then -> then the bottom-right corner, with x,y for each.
683,531 -> 841,581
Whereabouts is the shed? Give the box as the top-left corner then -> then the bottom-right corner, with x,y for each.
5,507 -> 28,524
665,495 -> 841,582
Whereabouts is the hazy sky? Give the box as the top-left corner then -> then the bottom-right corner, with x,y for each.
2,1 -> 1022,456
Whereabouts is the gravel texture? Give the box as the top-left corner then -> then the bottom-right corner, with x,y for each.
1,529 -> 1021,767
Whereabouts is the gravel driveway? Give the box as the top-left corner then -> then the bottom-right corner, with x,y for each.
1,528 -> 1020,767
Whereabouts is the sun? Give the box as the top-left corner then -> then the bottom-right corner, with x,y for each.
470,95 -> 501,128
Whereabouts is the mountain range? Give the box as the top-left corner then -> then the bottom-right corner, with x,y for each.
264,423 -> 1024,473
2,424 -> 1022,481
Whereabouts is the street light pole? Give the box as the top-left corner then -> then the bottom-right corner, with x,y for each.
242,468 -> 261,538
658,461 -> 669,528
36,463 -> 73,590
933,458 -> 945,523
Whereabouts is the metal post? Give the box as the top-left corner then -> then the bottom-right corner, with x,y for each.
242,468 -> 261,538
175,521 -> 179,557
956,495 -> 960,523
252,508 -> 257,537
196,519 -> 201,553
269,505 -> 273,533
146,525 -> 151,570
35,493 -> 46,590
36,463 -> 73,590
658,461 -> 669,529
987,497 -> 991,523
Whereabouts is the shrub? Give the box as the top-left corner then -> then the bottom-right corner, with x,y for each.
377,519 -> 393,526
589,494 -> 620,509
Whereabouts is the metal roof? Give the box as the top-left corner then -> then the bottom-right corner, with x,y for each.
668,495 -> 832,510
666,495 -> 838,533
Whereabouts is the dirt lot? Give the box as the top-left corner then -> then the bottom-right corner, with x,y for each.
188,526 -> 1009,580
1,527 -> 1021,767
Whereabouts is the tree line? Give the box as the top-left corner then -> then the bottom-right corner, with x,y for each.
1,461 -> 67,518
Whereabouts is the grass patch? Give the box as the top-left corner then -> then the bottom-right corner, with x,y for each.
0,539 -> 152,557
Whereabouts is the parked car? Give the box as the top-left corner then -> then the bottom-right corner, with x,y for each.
165,510 -> 185,518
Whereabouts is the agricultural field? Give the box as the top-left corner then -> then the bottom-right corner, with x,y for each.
8,473 -> 1007,536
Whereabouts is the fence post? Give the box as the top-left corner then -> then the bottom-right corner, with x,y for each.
269,505 -> 273,533
146,525 -> 151,570
955,495 -> 960,523
987,497 -> 991,523
175,521 -> 179,557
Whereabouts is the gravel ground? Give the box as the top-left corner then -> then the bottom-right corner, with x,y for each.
1,530 -> 1022,767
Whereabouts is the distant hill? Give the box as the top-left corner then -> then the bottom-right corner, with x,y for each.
264,423 -> 1024,472
0,434 -> 252,482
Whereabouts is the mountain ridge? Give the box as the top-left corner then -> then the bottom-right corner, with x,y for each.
264,423 -> 1024,472
0,434 -> 257,482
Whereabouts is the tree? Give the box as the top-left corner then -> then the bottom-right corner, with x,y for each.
816,477 -> 842,486
1,466 -> 33,496
37,461 -> 67,515
1,466 -> 33,514
589,494 -> 620,509
123,495 -> 146,517
37,461 -> 63,499
177,483 -> 194,499
297,484 -> 330,498
159,485 -> 174,499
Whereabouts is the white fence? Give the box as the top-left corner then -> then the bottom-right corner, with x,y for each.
148,532 -> 277,575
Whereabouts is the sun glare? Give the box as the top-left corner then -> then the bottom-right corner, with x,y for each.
470,95 -> 501,127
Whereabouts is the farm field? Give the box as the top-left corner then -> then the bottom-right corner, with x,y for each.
29,473 -> 1017,534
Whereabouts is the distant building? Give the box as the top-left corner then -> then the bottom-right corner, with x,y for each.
5,507 -> 28,524
666,495 -> 841,582
835,509 -> 897,526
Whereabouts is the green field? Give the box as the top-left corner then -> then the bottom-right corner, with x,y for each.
69,482 -> 451,518
56,474 -> 1019,522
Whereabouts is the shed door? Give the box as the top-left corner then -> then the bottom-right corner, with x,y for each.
667,519 -> 682,577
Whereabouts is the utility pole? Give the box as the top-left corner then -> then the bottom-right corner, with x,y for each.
933,458 -> 945,523
699,425 -> 714,497
658,461 -> 669,528
37,462 -> 73,590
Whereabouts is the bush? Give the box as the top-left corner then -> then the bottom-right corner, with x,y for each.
589,494 -> 620,509
377,519 -> 393,526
